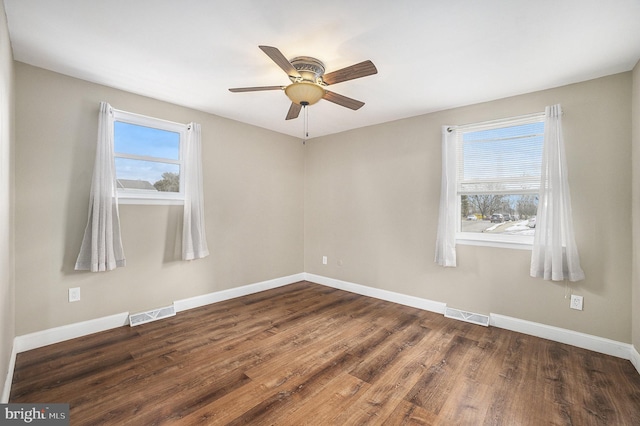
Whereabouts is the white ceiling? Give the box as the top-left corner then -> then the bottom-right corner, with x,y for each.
4,0 -> 640,138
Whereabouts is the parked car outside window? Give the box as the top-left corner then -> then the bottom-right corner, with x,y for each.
490,214 -> 504,223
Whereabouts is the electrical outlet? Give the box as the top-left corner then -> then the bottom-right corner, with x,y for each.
570,294 -> 583,310
69,287 -> 81,302
322,256 -> 327,265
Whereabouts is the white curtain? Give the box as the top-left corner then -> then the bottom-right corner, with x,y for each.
530,104 -> 584,281
75,102 -> 126,272
182,122 -> 209,260
435,126 -> 458,267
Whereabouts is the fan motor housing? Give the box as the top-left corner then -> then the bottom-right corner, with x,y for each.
289,56 -> 326,83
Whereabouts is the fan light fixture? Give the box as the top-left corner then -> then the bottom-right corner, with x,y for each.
285,82 -> 325,106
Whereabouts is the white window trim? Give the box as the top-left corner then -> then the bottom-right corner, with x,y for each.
456,233 -> 534,250
112,108 -> 187,205
118,198 -> 185,206
451,112 -> 544,249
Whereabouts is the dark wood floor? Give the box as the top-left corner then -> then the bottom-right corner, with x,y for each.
10,281 -> 640,425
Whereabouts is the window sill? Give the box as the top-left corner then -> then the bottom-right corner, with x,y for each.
456,233 -> 533,251
118,197 -> 184,206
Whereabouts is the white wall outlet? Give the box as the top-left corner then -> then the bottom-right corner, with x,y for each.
570,294 -> 583,310
322,256 -> 327,265
69,287 -> 81,302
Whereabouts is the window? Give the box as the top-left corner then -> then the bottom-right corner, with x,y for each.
452,113 -> 545,248
113,109 -> 187,204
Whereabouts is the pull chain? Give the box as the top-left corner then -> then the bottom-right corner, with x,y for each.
305,104 -> 309,139
301,101 -> 309,145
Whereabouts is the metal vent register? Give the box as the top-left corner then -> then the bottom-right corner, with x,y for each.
444,307 -> 489,327
129,305 -> 176,327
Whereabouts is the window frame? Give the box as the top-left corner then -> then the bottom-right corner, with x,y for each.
112,108 -> 187,205
452,112 -> 545,250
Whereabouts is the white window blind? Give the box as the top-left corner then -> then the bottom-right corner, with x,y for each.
456,114 -> 545,196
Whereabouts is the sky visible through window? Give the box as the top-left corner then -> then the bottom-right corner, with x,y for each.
114,121 -> 180,184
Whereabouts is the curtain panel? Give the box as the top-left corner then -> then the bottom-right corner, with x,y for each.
434,126 -> 458,267
182,122 -> 209,260
75,102 -> 126,272
530,104 -> 584,281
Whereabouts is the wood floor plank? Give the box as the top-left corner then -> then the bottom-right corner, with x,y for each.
404,334 -> 478,415
433,329 -> 502,424
333,327 -> 445,424
567,345 -> 640,425
348,320 -> 429,384
284,372 -> 370,424
9,281 -> 640,425
482,331 -> 540,425
224,353 -> 365,425
11,327 -> 138,389
382,398 -> 438,425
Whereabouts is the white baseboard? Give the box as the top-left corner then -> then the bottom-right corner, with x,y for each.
11,273 -> 305,355
14,312 -> 130,354
1,343 -> 17,403
304,273 -> 446,314
489,313 -> 633,360
631,345 -> 640,375
174,273 -> 305,312
306,273 -> 636,364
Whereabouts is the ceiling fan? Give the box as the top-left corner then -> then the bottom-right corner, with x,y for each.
229,46 -> 378,120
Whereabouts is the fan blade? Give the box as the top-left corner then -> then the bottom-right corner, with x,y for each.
259,45 -> 301,78
229,86 -> 284,93
323,90 -> 365,110
322,60 -> 377,85
285,102 -> 302,120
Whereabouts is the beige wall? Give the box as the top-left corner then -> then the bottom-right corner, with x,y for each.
14,63 -> 304,335
632,60 -> 640,351
10,57 -> 637,347
305,73 -> 633,342
0,1 -> 15,399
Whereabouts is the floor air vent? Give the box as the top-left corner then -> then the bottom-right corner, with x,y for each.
129,305 -> 176,327
444,307 -> 489,327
